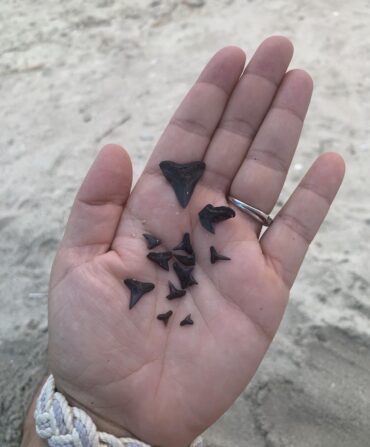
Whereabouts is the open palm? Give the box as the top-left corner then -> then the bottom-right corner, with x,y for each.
48,37 -> 344,447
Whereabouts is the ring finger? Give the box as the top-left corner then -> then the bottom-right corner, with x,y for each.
229,69 -> 313,232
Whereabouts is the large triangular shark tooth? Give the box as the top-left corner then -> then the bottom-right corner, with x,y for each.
124,279 -> 155,309
147,251 -> 172,271
173,262 -> 197,289
159,160 -> 206,208
174,253 -> 195,266
173,232 -> 194,255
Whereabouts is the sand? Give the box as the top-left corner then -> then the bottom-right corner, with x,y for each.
1,0 -> 370,445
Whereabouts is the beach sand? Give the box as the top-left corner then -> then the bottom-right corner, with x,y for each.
1,1 -> 370,445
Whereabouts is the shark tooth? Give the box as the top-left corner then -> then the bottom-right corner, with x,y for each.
143,233 -> 161,249
198,204 -> 235,233
124,279 -> 155,309
157,310 -> 173,326
173,232 -> 193,255
210,246 -> 231,264
159,160 -> 206,208
173,261 -> 197,289
166,281 -> 186,300
147,251 -> 172,271
180,314 -> 194,326
174,253 -> 195,266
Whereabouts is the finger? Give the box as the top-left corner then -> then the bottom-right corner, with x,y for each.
203,36 -> 294,190
261,153 -> 345,289
144,46 -> 246,173
61,144 -> 132,257
230,69 -> 313,232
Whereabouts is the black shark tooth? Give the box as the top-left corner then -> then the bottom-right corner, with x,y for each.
157,310 -> 173,326
147,251 -> 172,271
173,261 -> 197,289
166,281 -> 186,300
180,314 -> 194,326
159,160 -> 206,208
124,279 -> 155,309
174,253 -> 195,266
173,232 -> 194,255
210,246 -> 231,264
199,204 -> 235,233
143,233 -> 161,249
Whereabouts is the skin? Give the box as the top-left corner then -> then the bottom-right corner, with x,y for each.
22,36 -> 345,447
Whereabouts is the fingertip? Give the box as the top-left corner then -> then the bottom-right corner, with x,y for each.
198,46 -> 246,94
315,152 -> 346,183
319,151 -> 346,175
98,143 -> 133,187
212,45 -> 246,65
302,152 -> 346,202
322,152 -> 346,195
261,35 -> 294,57
99,143 -> 132,170
286,69 -> 314,93
77,144 -> 133,207
258,35 -> 294,66
246,35 -> 294,85
274,69 -> 314,119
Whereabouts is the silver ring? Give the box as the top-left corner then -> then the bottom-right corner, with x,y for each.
228,196 -> 273,227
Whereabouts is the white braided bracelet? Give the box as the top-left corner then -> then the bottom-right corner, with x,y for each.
35,375 -> 203,447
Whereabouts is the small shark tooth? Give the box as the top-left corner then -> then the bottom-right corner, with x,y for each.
173,232 -> 194,255
159,160 -> 206,208
210,246 -> 231,264
166,281 -> 186,300
157,310 -> 173,326
180,314 -> 194,326
173,261 -> 197,289
174,253 -> 195,266
147,251 -> 172,271
124,279 -> 155,309
143,233 -> 161,249
199,204 -> 235,233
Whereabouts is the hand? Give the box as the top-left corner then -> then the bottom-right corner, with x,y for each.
48,36 -> 345,447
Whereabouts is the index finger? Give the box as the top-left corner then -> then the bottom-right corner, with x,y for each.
144,46 -> 246,173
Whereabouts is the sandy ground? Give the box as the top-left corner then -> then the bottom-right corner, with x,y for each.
1,0 -> 370,445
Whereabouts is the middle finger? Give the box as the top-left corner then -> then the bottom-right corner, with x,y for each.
202,36 -> 294,191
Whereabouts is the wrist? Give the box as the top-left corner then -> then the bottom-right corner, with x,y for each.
60,388 -> 134,439
21,424 -> 47,447
53,379 -> 195,447
21,380 -> 47,447
32,375 -> 203,447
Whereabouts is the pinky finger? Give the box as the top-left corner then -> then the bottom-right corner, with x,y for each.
260,152 -> 345,289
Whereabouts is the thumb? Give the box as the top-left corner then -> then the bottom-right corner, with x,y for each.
60,144 -> 133,258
